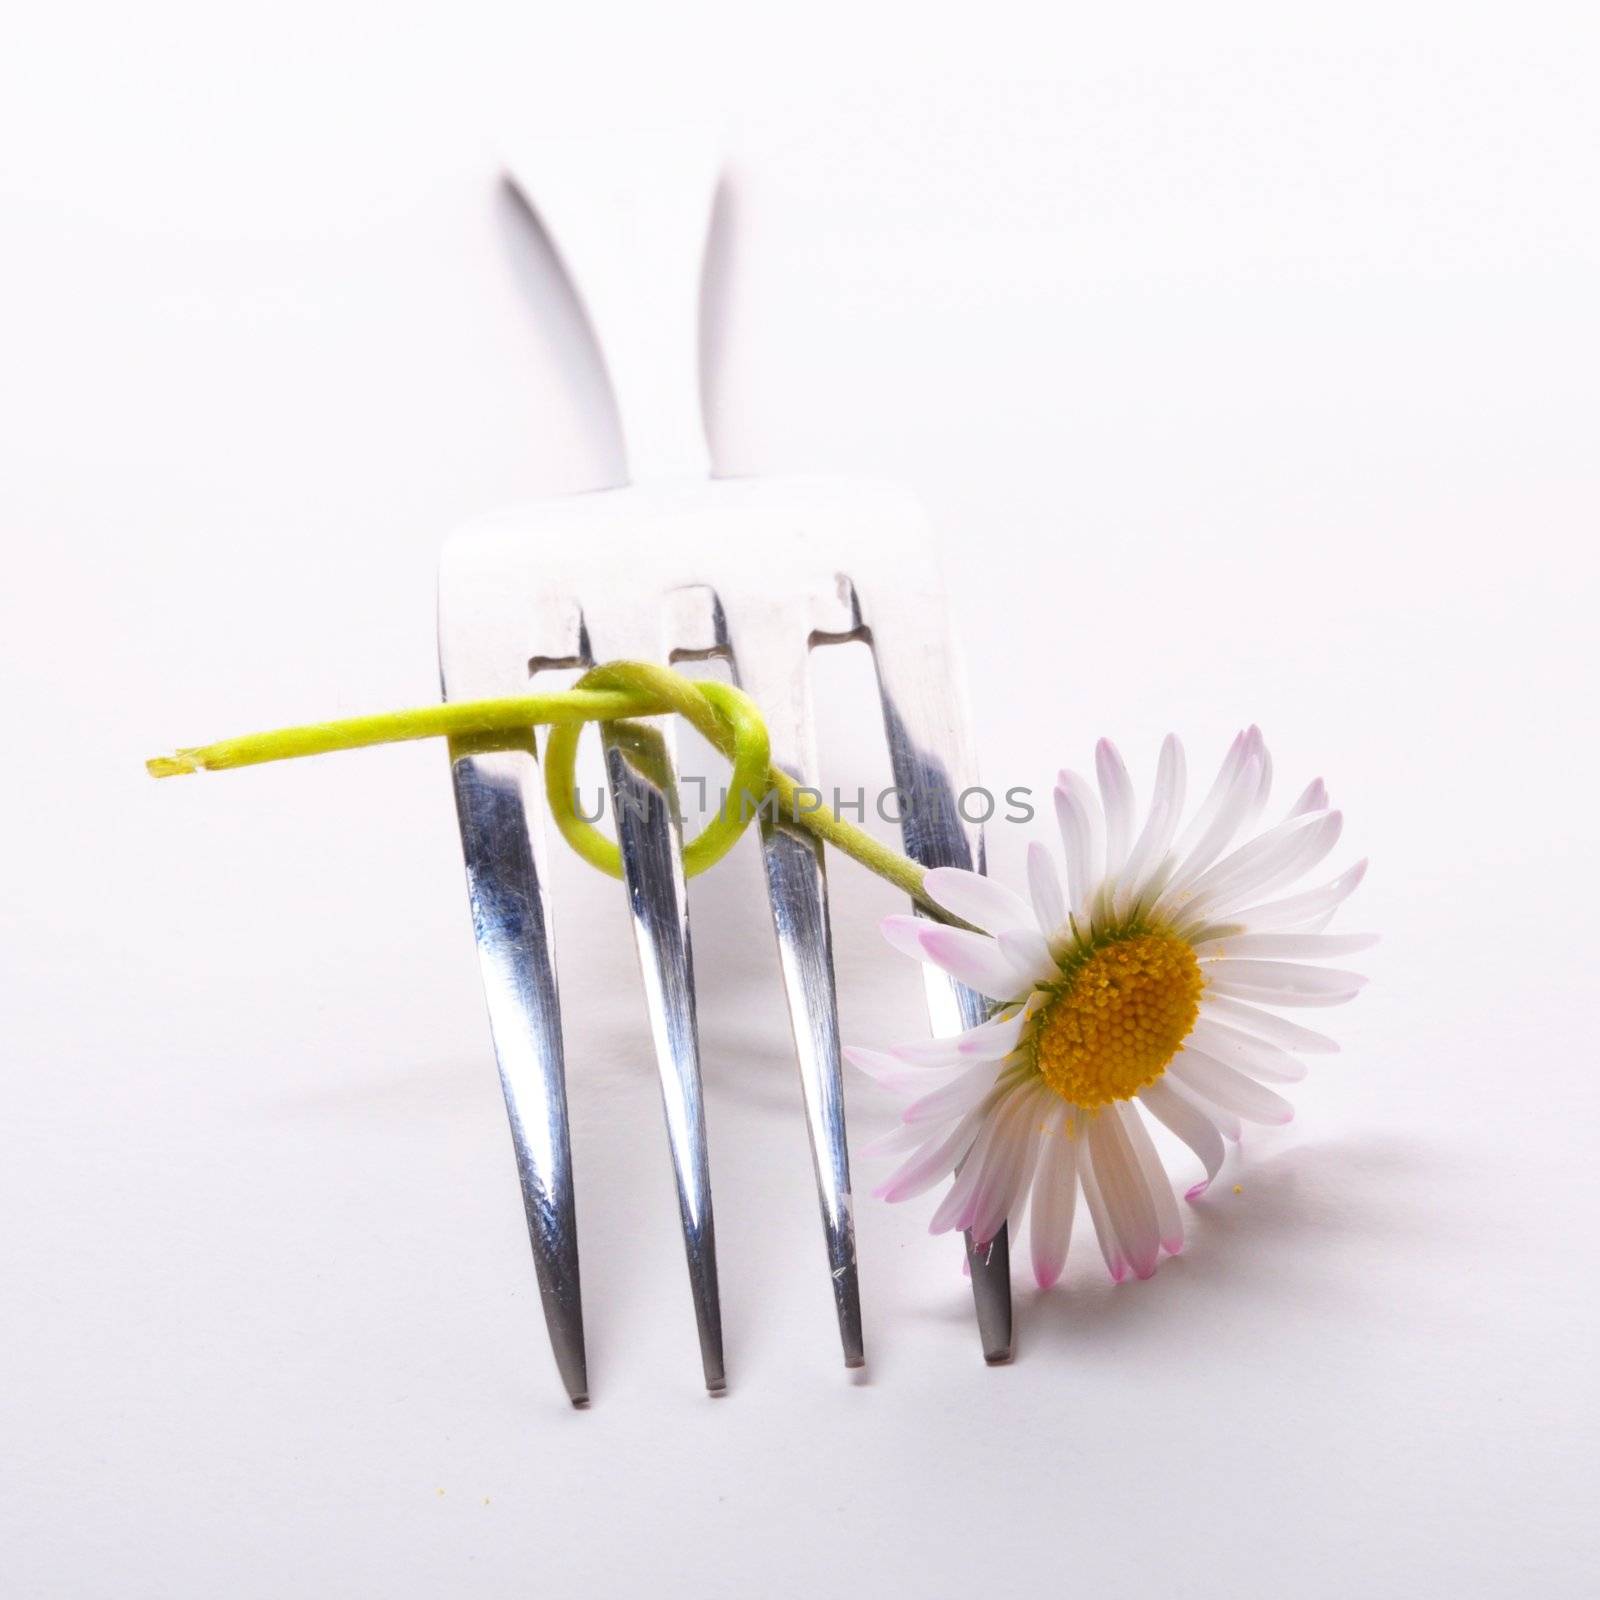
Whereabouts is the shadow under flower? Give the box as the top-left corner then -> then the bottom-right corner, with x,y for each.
913,1131 -> 1452,1359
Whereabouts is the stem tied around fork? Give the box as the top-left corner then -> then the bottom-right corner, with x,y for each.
147,658 -> 938,912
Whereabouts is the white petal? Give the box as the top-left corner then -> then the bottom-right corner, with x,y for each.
884,1035 -> 977,1069
890,1008 -> 1027,1066
1284,777 -> 1327,820
997,927 -> 1059,988
842,1045 -> 969,1093
1199,993 -> 1342,1054
926,1109 -> 1005,1232
1205,957 -> 1368,997
843,1044 -> 905,1083
922,867 -> 1039,936
928,1085 -> 1027,1233
1117,734 -> 1186,917
1225,859 -> 1369,933
1168,728 -> 1260,882
1117,1103 -> 1184,1254
1076,1127 -> 1127,1282
1165,1073 -> 1245,1142
1194,930 -> 1378,959
1027,1104 -> 1079,1287
902,1060 -> 1008,1124
1170,1049 -> 1295,1124
1054,771 -> 1104,916
1186,1017 -> 1308,1083
1085,877 -> 1119,939
1169,728 -> 1248,862
880,914 -> 932,963
858,1118 -> 929,1158
969,1087 -> 1051,1244
916,926 -> 1032,1002
1139,1079 -> 1226,1199
1026,842 -> 1067,939
1086,1110 -> 1162,1279
1170,745 -> 1267,892
874,1105 -> 988,1202
1200,812 -> 1346,921
1205,979 -> 1362,1009
1129,850 -> 1182,922
1174,809 -> 1341,924
1096,739 -> 1136,879
1234,738 -> 1274,843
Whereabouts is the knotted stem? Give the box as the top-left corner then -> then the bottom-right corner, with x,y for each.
148,659 -> 936,911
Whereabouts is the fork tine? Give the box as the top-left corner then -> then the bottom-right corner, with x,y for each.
448,739 -> 588,1405
861,602 -> 1016,1365
725,615 -> 864,1369
602,719 -> 726,1393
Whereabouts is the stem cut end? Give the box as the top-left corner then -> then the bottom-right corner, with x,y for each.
147,752 -> 202,778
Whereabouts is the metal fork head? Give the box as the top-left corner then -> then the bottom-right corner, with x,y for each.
438,474 -> 1008,1401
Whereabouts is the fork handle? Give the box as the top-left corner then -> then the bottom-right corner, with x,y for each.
504,127 -> 720,484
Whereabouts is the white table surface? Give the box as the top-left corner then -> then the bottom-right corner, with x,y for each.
3,5 -> 1595,1595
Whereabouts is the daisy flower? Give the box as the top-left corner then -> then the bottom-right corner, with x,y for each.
845,728 -> 1372,1288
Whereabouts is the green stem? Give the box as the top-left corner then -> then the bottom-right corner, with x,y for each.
148,660 -> 939,914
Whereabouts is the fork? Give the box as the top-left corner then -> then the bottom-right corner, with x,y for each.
439,132 -> 1011,1403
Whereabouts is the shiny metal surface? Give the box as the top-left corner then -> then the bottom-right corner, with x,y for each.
579,603 -> 729,1392
602,718 -> 724,1392
722,601 -> 862,1368
859,586 -> 1014,1364
445,735 -> 587,1406
439,565 -> 589,1404
439,482 -> 1011,1396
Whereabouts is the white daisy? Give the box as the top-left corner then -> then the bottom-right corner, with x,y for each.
845,728 -> 1372,1288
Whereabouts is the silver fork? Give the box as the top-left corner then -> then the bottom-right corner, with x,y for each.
439,134 -> 1011,1403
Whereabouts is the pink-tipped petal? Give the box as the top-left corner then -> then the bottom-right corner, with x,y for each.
1285,777 -> 1327,820
1234,738 -> 1274,843
1170,1049 -> 1296,1125
875,1106 -> 987,1203
917,926 -> 1031,1002
1139,1078 -> 1226,1197
922,866 -> 1039,936
1186,1018 -> 1308,1083
880,913 -> 932,963
1087,1111 -> 1162,1280
1117,1102 -> 1184,1255
967,1088 -> 1049,1245
1076,1135 -> 1127,1282
1027,1106 -> 1078,1289
901,1061 -> 1006,1125
890,1008 -> 1026,1066
1223,858 -> 1369,934
1177,809 -> 1342,923
1199,994 -> 1341,1054
927,1115 -> 1002,1234
1167,731 -> 1263,886
842,1045 -> 961,1094
858,1119 -> 927,1159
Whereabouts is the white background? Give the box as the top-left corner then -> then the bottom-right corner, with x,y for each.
3,4 -> 1596,1595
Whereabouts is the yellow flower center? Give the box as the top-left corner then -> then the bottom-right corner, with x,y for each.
1029,930 -> 1203,1108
